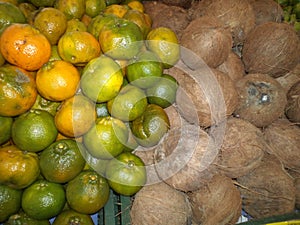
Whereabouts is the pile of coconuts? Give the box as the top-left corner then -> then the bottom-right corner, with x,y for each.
130,1 -> 300,224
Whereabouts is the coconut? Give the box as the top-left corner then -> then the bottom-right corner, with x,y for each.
249,0 -> 284,25
276,63 -> 300,94
143,1 -> 191,39
190,0 -> 256,46
242,22 -> 300,78
234,73 -> 287,128
154,123 -> 218,192
214,117 -> 265,178
263,118 -> 300,171
130,181 -> 192,225
180,16 -> 233,69
217,50 -> 245,82
159,0 -> 193,9
237,153 -> 296,219
287,170 -> 300,210
169,64 -> 238,127
188,174 -> 242,225
285,80 -> 300,123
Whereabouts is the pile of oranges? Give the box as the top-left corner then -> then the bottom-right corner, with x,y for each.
0,0 -> 180,223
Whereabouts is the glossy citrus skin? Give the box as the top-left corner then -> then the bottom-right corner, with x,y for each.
0,145 -> 40,189
4,211 -> 51,225
0,64 -> 37,117
31,94 -> 61,116
0,23 -> 51,71
53,209 -> 94,225
0,115 -> 13,145
0,2 -> 26,33
104,4 -> 129,17
54,0 -> 85,20
85,0 -> 106,18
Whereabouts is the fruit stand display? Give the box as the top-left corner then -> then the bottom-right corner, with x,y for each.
0,0 -> 300,224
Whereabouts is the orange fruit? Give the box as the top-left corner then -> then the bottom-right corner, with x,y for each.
54,0 -> 85,20
0,64 -> 37,117
33,7 -> 67,45
0,115 -> 13,145
66,170 -> 110,214
107,84 -> 148,121
31,94 -> 61,116
83,149 -> 110,176
36,60 -> 81,102
146,27 -> 180,69
80,55 -> 124,103
53,209 -> 94,225
0,184 -> 22,223
0,23 -> 51,71
65,18 -> 87,32
21,179 -> 66,220
39,139 -> 86,183
11,109 -> 58,152
98,17 -> 144,60
105,152 -> 146,196
18,3 -> 38,25
49,45 -> 62,61
5,211 -> 51,225
0,145 -> 40,189
0,2 -> 26,33
58,30 -> 101,66
28,0 -> 55,7
83,116 -> 129,159
54,94 -> 97,137
127,0 -> 144,13
85,0 -> 106,18
130,104 -> 170,147
104,4 -> 129,18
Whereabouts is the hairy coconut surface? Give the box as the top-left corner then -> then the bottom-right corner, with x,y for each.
130,181 -> 192,225
234,73 -> 287,128
143,1 -> 191,39
154,123 -> 218,192
263,118 -> 300,171
287,170 -> 300,210
188,174 -> 242,225
237,153 -> 296,219
180,16 -> 233,69
214,117 -> 265,178
217,50 -> 245,82
158,0 -> 193,9
249,0 -> 284,25
276,63 -> 300,94
189,0 -> 256,46
285,80 -> 300,123
242,22 -> 300,78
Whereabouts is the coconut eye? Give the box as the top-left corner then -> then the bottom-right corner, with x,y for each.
260,93 -> 270,104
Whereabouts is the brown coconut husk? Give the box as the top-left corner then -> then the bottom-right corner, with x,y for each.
285,80 -> 300,123
154,123 -> 218,192
242,22 -> 300,78
189,0 -> 256,46
248,0 -> 284,25
143,1 -> 191,39
236,153 -> 296,219
180,16 -> 233,69
276,63 -> 300,95
287,170 -> 300,210
188,174 -> 242,225
263,118 -> 300,171
130,181 -> 192,225
157,0 -> 193,9
213,117 -> 265,178
234,73 -> 287,128
169,63 -> 238,127
217,50 -> 246,82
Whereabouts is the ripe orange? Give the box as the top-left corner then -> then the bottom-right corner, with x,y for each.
0,64 -> 37,117
104,4 -> 129,18
0,145 -> 40,189
0,23 -> 51,71
36,60 -> 81,102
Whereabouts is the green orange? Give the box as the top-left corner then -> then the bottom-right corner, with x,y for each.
53,209 -> 94,225
0,115 -> 13,145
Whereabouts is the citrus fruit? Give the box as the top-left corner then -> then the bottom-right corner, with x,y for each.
0,23 -> 51,71
58,30 -> 101,66
131,104 -> 170,147
52,209 -> 94,225
127,0 -> 144,13
123,121 -> 139,152
49,45 -> 62,61
105,152 -> 146,196
12,109 -> 58,152
83,116 -> 129,159
0,64 -> 37,117
39,139 -> 86,183
33,7 -> 67,45
126,50 -> 163,89
146,27 -> 180,68
18,2 -> 37,25
0,116 -> 13,145
107,84 -> 148,121
0,2 -> 26,33
36,60 -> 81,102
31,94 -> 61,116
54,0 -> 85,20
146,73 -> 178,108
21,179 -> 66,220
105,0 -> 121,6
27,0 -> 55,7
80,55 -> 123,103
66,170 -> 110,214
83,150 -> 110,176
98,17 -> 144,60
0,145 -> 40,189
65,18 -> 87,32
0,184 -> 22,223
85,0 -> 106,18
54,94 -> 96,137
104,4 -> 129,17
4,211 -> 51,225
